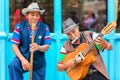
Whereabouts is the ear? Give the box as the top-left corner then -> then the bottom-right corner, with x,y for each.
25,12 -> 29,18
25,14 -> 28,18
76,26 -> 79,30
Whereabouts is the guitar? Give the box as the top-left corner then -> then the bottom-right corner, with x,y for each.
63,21 -> 116,80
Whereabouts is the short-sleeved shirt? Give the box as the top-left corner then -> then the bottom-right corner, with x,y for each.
11,20 -> 51,45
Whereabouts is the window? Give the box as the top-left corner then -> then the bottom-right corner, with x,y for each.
62,0 -> 107,33
9,0 -> 54,32
36,0 -> 54,32
116,0 -> 120,32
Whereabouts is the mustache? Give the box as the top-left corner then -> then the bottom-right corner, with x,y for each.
71,37 -> 79,44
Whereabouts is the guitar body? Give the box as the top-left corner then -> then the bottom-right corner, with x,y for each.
63,21 -> 116,80
63,43 -> 96,80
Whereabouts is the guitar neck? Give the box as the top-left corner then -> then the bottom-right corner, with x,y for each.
82,33 -> 103,56
76,21 -> 116,59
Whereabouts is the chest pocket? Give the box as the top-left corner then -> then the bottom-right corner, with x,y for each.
34,23 -> 46,45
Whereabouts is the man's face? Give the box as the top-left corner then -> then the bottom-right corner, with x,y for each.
66,26 -> 80,40
26,11 -> 40,26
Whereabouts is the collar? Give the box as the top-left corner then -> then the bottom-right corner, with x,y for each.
25,20 -> 41,30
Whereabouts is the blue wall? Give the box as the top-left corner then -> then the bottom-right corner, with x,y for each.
0,0 -> 120,80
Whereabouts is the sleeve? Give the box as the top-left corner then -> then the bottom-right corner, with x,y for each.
43,25 -> 51,45
11,23 -> 21,45
92,32 -> 102,51
58,46 -> 67,63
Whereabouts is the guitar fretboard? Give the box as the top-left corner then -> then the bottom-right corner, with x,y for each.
82,33 -> 103,56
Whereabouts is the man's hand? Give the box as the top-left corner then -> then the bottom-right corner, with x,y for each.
95,37 -> 107,48
30,43 -> 39,52
21,58 -> 30,71
64,59 -> 75,69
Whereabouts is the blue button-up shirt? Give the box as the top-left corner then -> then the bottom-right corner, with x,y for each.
11,20 -> 51,45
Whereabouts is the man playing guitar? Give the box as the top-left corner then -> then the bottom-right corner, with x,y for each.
57,18 -> 114,80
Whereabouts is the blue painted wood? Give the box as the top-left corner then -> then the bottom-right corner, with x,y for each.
0,35 -> 6,80
107,0 -> 115,23
101,33 -> 120,80
0,0 -> 9,80
4,33 -> 120,80
54,0 -> 62,33
106,0 -> 117,80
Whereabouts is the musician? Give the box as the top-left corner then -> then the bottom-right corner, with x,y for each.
8,3 -> 51,80
57,18 -> 112,80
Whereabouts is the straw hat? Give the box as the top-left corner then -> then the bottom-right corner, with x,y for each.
22,2 -> 45,15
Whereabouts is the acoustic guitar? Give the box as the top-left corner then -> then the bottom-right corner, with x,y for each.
63,21 -> 116,80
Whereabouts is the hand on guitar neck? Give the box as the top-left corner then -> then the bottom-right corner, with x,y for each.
64,59 -> 76,70
95,37 -> 112,50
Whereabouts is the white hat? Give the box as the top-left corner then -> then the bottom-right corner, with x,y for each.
22,3 -> 45,15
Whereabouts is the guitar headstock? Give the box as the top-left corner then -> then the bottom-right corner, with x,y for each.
101,21 -> 117,35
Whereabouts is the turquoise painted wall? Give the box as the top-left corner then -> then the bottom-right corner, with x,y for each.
0,0 -> 120,80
